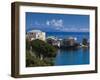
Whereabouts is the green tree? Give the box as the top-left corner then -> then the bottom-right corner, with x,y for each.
31,39 -> 57,59
26,50 -> 55,67
26,50 -> 35,67
26,39 -> 31,50
82,38 -> 88,45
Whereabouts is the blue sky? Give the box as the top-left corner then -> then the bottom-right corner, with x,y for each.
26,12 -> 89,32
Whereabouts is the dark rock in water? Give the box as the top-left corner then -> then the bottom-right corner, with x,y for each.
60,43 -> 80,51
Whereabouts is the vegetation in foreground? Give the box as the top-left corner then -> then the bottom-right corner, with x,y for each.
26,39 -> 57,67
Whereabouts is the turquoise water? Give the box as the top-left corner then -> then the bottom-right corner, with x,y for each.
55,48 -> 89,65
46,32 -> 90,65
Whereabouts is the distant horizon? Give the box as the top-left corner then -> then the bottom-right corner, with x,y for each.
26,29 -> 89,33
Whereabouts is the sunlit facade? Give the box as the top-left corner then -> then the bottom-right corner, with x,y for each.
26,30 -> 46,41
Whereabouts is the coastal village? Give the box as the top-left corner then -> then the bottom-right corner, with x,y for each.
26,29 -> 89,67
26,29 -> 89,49
25,13 -> 90,67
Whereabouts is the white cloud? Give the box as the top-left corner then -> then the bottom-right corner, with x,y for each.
33,20 -> 89,32
34,21 -> 39,25
46,21 -> 50,26
46,19 -> 64,28
34,21 -> 45,26
59,27 -> 89,32
79,28 -> 89,32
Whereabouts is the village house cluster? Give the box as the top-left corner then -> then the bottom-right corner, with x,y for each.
26,30 -> 89,48
46,36 -> 79,48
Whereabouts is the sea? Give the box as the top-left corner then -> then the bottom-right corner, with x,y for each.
46,32 -> 90,66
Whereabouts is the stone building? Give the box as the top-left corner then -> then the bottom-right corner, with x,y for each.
26,30 -> 46,41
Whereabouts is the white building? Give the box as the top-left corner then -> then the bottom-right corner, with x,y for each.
26,30 -> 46,41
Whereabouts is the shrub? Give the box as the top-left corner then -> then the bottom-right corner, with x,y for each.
31,39 -> 57,58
